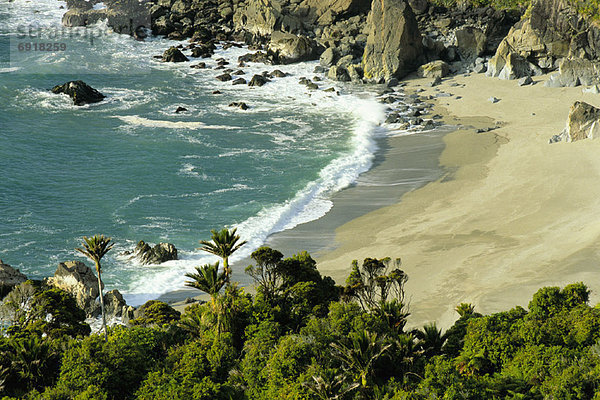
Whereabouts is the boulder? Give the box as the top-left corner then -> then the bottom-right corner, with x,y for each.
559,102 -> 600,142
0,260 -> 27,298
46,261 -> 101,316
232,77 -> 247,85
104,289 -> 127,318
362,0 -> 424,81
131,240 -> 178,265
320,47 -> 338,67
249,74 -> 269,86
556,58 -> 600,87
216,73 -> 233,81
455,27 -> 486,62
233,0 -> 303,36
238,51 -> 274,64
162,46 -> 189,62
327,65 -> 351,82
267,31 -> 319,64
417,60 -> 450,79
51,81 -> 105,106
229,102 -> 250,110
518,76 -> 533,86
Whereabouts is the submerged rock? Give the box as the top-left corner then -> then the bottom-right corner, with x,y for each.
51,80 -> 105,106
45,261 -> 102,316
229,102 -> 249,110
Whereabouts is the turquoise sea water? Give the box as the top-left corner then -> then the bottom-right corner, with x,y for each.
0,0 -> 390,303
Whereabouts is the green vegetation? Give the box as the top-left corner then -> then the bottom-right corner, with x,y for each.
429,0 -> 530,11
3,229 -> 600,399
76,235 -> 114,341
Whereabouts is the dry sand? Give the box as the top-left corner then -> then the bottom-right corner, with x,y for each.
317,73 -> 600,329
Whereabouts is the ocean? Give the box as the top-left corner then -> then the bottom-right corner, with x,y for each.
0,0 -> 438,305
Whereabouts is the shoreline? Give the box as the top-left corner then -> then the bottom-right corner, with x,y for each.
162,112 -> 452,309
317,72 -> 600,330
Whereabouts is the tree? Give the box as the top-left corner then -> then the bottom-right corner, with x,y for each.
75,235 -> 114,342
198,228 -> 247,284
329,330 -> 391,397
343,257 -> 409,323
185,262 -> 227,301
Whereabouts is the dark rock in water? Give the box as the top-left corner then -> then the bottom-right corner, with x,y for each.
51,80 -> 105,106
314,66 -> 326,73
238,51 -> 273,65
233,69 -> 246,75
132,240 -> 178,265
175,106 -> 188,113
248,74 -> 268,87
232,77 -> 247,85
45,261 -> 102,316
306,82 -> 319,90
104,289 -> 127,318
190,62 -> 206,69
229,102 -> 249,110
271,69 -> 287,77
324,87 -> 336,92
212,90 -> 222,94
216,73 -> 232,82
0,260 -> 27,299
214,66 -> 226,70
162,46 -> 189,62
362,0 -> 424,81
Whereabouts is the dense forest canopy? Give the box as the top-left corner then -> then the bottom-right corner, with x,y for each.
1,246 -> 600,399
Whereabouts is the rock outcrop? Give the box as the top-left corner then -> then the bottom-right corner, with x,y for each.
51,81 -> 105,106
488,0 -> 600,81
545,58 -> 600,87
267,31 -> 319,64
129,240 -> 178,265
45,261 -> 102,316
362,0 -> 424,81
104,289 -> 128,318
553,102 -> 600,143
0,260 -> 27,298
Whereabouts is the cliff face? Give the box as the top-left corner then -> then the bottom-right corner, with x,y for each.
488,0 -> 600,80
361,0 -> 425,81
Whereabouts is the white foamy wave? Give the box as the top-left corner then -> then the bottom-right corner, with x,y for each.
123,92 -> 387,299
178,163 -> 211,180
115,115 -> 237,130
0,67 -> 21,73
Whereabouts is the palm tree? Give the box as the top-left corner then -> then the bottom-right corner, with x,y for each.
76,235 -> 113,342
184,261 -> 227,336
184,261 -> 226,301
414,323 -> 447,358
198,228 -> 247,284
330,331 -> 391,396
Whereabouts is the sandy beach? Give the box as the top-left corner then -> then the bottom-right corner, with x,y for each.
317,73 -> 600,329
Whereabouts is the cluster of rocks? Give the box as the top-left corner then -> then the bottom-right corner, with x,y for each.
486,0 -> 600,87
123,240 -> 179,265
0,257 -> 179,326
